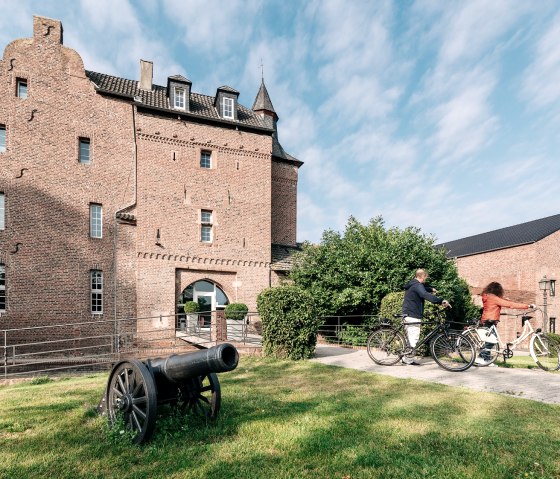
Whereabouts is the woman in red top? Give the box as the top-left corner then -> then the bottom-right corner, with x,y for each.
476,282 -> 535,365
481,282 -> 534,324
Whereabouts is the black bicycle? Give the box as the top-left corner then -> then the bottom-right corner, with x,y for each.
366,308 -> 476,372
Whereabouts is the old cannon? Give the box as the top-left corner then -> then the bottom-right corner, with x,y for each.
98,342 -> 239,444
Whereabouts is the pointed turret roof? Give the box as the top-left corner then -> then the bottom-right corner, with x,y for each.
252,79 -> 277,119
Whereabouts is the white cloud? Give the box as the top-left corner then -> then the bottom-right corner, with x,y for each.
522,13 -> 560,109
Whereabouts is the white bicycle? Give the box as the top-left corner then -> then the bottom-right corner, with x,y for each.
462,308 -> 560,371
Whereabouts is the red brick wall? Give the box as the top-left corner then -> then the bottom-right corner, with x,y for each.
454,230 -> 560,344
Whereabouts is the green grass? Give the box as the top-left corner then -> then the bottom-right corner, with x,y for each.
1,357 -> 560,479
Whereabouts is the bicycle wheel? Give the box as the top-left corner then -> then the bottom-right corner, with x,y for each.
431,332 -> 475,372
366,327 -> 406,366
530,333 -> 560,371
463,328 -> 500,366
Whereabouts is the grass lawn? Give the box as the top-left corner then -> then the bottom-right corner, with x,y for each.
1,357 -> 559,479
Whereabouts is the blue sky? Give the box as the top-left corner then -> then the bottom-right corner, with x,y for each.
2,0 -> 560,244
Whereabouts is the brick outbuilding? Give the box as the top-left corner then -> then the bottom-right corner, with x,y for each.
437,214 -> 559,344
0,16 -> 302,338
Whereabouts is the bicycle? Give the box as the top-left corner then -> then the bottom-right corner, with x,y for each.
461,308 -> 560,371
366,307 -> 476,372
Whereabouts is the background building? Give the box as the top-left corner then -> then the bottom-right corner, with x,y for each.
438,214 -> 559,344
0,16 -> 302,338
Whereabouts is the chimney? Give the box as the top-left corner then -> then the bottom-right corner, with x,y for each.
139,60 -> 153,91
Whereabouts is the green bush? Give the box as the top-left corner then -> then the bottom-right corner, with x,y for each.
183,301 -> 199,314
224,303 -> 248,321
257,285 -> 319,360
379,291 -> 405,325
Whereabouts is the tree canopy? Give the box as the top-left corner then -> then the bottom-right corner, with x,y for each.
290,216 -> 478,322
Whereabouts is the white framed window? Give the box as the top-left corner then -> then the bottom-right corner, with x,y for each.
0,125 -> 6,152
16,78 -> 28,99
223,97 -> 234,119
0,264 -> 5,312
200,150 -> 212,169
90,203 -> 102,238
174,87 -> 185,109
90,270 -> 103,314
79,137 -> 91,164
201,210 -> 213,243
0,193 -> 4,230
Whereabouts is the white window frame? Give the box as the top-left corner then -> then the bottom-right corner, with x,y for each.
0,125 -> 6,153
0,264 -> 5,312
90,270 -> 103,314
90,203 -> 102,238
201,210 -> 213,243
79,137 -> 91,164
0,193 -> 4,231
200,150 -> 212,169
223,97 -> 234,119
16,78 -> 28,99
174,87 -> 185,110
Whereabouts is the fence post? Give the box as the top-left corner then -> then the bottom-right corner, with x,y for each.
3,331 -> 6,380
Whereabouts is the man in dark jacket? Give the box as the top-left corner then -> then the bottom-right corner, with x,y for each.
401,268 -> 450,364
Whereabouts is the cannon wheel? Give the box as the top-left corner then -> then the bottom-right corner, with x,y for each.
106,359 -> 157,444
181,372 -> 221,419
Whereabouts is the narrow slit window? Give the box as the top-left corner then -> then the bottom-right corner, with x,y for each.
201,210 -> 213,243
0,264 -> 5,312
90,270 -> 103,314
90,203 -> 102,238
0,193 -> 4,230
16,78 -> 28,99
79,137 -> 91,164
0,125 -> 6,152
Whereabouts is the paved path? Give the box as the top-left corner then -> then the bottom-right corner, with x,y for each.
311,345 -> 560,404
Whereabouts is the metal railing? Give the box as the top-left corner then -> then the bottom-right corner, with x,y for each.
317,315 -> 380,348
1,312 -> 262,379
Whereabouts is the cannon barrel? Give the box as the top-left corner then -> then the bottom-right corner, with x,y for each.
148,342 -> 239,383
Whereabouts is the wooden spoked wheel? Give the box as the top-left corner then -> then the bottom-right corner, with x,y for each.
180,372 -> 221,419
106,359 -> 158,444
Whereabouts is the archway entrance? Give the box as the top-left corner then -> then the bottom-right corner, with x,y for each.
177,280 -> 229,327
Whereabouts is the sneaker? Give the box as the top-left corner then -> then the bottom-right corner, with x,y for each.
474,357 -> 487,365
401,357 -> 420,365
486,363 -> 498,368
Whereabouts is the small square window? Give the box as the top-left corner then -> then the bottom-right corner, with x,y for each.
16,79 -> 28,99
174,87 -> 185,109
79,138 -> 91,164
223,97 -> 234,119
200,150 -> 212,169
90,203 -> 102,238
0,125 -> 6,153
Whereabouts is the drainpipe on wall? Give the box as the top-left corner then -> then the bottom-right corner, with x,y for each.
112,104 -> 138,352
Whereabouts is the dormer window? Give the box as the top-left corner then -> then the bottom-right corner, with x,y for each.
223,97 -> 234,119
174,87 -> 185,110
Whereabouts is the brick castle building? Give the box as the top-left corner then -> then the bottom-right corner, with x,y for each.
0,15 -> 302,337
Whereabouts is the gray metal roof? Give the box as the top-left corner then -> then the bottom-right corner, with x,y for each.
86,70 -> 271,131
271,243 -> 302,271
436,213 -> 560,258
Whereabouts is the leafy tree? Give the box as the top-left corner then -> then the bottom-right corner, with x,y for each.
290,216 -> 477,322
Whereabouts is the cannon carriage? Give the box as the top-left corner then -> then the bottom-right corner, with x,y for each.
98,342 -> 239,444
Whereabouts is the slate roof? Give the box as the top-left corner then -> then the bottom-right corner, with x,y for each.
436,213 -> 560,258
85,71 -> 272,131
271,243 -> 302,271
252,80 -> 276,115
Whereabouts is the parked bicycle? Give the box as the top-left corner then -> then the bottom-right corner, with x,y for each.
366,307 -> 476,372
461,308 -> 560,371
